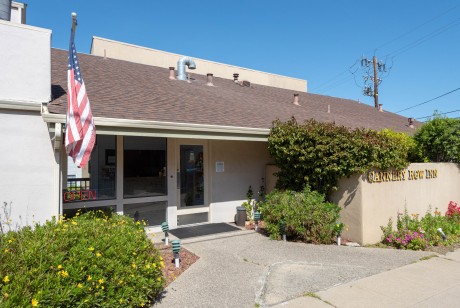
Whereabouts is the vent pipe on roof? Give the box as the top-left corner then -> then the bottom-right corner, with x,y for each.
408,118 -> 414,128
206,73 -> 214,86
169,67 -> 176,80
0,0 -> 12,21
176,57 -> 196,81
233,73 -> 239,83
378,104 -> 383,112
293,94 -> 300,106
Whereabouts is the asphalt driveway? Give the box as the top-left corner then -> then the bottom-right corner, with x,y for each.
155,231 -> 432,307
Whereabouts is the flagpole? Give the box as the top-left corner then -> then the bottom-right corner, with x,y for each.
71,12 -> 77,38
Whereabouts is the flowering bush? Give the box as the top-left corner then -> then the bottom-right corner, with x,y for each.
0,210 -> 164,307
382,223 -> 428,250
381,204 -> 460,250
446,201 -> 460,222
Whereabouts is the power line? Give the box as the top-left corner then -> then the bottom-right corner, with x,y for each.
395,87 -> 460,113
386,17 -> 460,58
365,3 -> 460,55
310,59 -> 359,92
417,109 -> 460,120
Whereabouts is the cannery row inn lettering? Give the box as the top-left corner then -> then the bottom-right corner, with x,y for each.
367,169 -> 438,183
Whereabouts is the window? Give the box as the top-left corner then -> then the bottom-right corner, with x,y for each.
123,137 -> 167,198
64,135 -> 116,203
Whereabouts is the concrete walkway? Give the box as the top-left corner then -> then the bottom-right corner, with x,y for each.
152,231 -> 444,307
276,249 -> 460,308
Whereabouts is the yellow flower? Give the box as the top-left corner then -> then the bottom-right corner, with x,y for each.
71,221 -> 77,225
88,247 -> 95,251
119,299 -> 124,304
160,261 -> 165,268
118,279 -> 123,285
159,256 -> 163,261
157,277 -> 162,282
132,263 -> 137,269
3,276 -> 9,283
4,249 -> 8,253
101,286 -> 105,290
145,264 -> 151,269
59,270 -> 69,278
152,263 -> 157,268
3,292 -> 8,299
96,252 -> 102,257
77,283 -> 83,288
31,298 -> 38,307
98,279 -> 104,284
87,275 -> 92,281
141,302 -> 145,307
8,239 -> 12,243
57,265 -> 63,269
132,252 -> 137,255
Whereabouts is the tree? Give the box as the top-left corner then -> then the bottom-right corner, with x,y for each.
413,115 -> 460,163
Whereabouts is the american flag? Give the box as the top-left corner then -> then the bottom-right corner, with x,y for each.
65,30 -> 96,168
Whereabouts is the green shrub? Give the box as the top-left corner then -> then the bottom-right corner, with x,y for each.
268,118 -> 411,194
413,115 -> 460,163
260,187 -> 341,244
0,211 -> 164,307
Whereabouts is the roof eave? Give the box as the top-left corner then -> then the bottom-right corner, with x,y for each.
42,113 -> 269,141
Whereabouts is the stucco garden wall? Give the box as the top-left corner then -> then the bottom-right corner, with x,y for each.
330,163 -> 460,245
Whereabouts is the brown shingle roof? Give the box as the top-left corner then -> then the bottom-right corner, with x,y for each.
49,48 -> 415,133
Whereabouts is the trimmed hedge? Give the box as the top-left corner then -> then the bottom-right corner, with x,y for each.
268,118 -> 412,194
0,210 -> 164,307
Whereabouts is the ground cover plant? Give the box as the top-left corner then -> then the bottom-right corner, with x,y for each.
0,210 -> 164,307
260,187 -> 341,244
381,201 -> 460,250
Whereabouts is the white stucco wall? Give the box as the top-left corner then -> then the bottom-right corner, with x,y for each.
208,140 -> 272,223
0,110 -> 57,227
0,20 -> 51,103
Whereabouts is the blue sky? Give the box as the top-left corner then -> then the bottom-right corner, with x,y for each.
25,0 -> 460,121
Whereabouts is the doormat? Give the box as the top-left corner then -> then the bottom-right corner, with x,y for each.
169,223 -> 241,239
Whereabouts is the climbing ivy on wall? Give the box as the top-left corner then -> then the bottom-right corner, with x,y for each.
268,118 -> 412,194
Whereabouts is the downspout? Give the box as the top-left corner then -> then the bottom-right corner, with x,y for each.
176,57 -> 196,81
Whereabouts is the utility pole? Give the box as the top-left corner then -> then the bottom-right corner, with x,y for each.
361,55 -> 386,109
373,56 -> 379,108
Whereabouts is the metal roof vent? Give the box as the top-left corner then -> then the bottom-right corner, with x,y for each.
233,73 -> 239,83
378,104 -> 383,112
169,67 -> 176,80
176,57 -> 196,81
293,94 -> 300,106
242,80 -> 251,87
408,118 -> 414,128
0,0 -> 12,21
206,73 -> 214,86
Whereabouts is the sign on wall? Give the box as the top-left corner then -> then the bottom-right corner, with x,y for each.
367,169 -> 438,184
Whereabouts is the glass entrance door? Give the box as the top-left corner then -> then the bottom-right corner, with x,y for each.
179,145 -> 204,207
